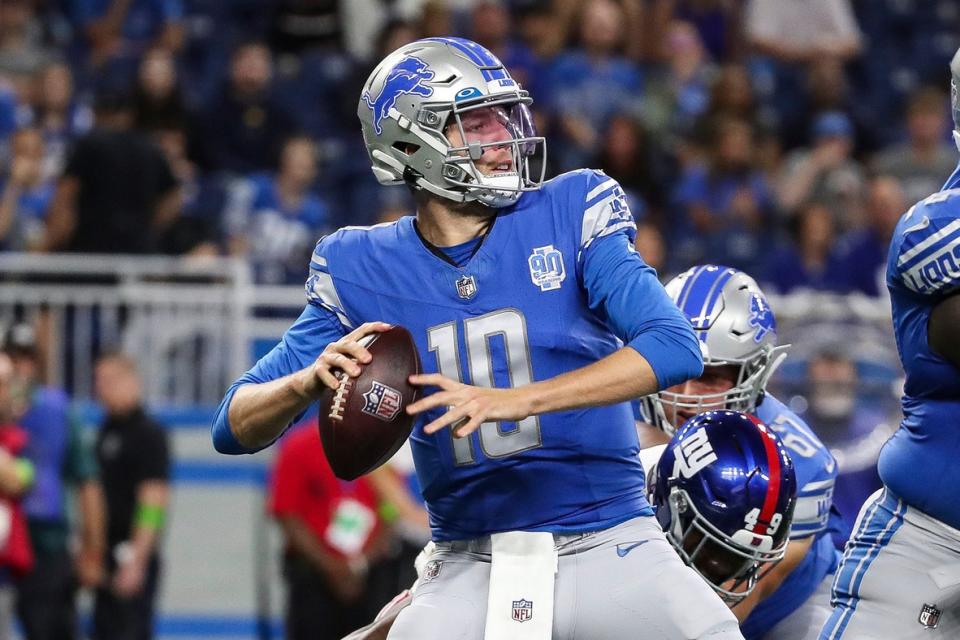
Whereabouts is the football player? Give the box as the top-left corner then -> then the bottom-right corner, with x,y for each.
641,265 -> 841,640
819,49 -> 960,639
212,38 -> 744,639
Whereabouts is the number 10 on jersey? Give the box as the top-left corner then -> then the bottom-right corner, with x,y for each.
427,309 -> 542,465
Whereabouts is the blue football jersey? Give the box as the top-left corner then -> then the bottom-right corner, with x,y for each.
741,394 -> 841,639
881,161 -> 960,530
213,170 -> 703,540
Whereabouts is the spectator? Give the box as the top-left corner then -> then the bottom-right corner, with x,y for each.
873,87 -> 956,205
595,113 -> 676,219
0,350 -> 38,633
224,135 -> 329,284
0,127 -> 54,251
693,63 -> 770,149
42,90 -> 179,254
763,200 -> 844,294
634,220 -> 667,277
92,352 -> 170,640
777,111 -> 864,228
22,62 -> 94,181
192,41 -> 298,174
802,348 -> 892,545
268,421 -> 391,640
470,1 -> 539,95
133,46 -> 186,132
149,123 -> 221,256
670,117 -> 775,273
673,0 -> 744,62
834,175 -> 906,297
745,0 -> 861,64
4,323 -> 106,640
641,20 -> 714,138
0,0 -> 55,94
544,0 -> 643,171
74,0 -> 184,81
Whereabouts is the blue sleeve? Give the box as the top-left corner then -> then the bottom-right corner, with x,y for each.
890,195 -> 960,297
211,302 -> 347,454
582,233 -> 704,389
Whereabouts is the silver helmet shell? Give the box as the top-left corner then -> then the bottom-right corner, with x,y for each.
952,47 -> 960,153
644,265 -> 789,434
357,37 -> 546,208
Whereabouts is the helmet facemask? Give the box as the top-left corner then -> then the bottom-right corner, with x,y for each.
434,95 -> 546,207
647,345 -> 788,435
664,487 -> 788,605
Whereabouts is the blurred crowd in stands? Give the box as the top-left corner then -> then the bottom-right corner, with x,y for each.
0,0 -> 957,292
1,1 -> 948,636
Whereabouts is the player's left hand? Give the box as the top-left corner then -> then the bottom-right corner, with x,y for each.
406,374 -> 533,437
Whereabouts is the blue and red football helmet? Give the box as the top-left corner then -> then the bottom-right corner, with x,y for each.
648,410 -> 798,604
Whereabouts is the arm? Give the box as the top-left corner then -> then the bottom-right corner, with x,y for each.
41,177 -> 79,252
75,480 -> 107,587
928,293 -> 960,368
0,174 -> 25,242
63,416 -> 106,587
112,480 -> 168,597
277,515 -> 366,603
731,536 -> 814,621
218,316 -> 392,452
0,449 -> 33,497
366,466 -> 430,534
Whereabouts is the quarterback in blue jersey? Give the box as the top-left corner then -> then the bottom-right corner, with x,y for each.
819,50 -> 960,640
641,266 -> 841,640
212,38 -> 744,639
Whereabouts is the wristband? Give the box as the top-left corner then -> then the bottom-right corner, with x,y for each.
378,500 -> 400,524
135,503 -> 166,530
12,458 -> 34,488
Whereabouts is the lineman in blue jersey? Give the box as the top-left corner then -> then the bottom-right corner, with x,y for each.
212,38 -> 744,639
641,266 -> 841,640
819,50 -> 960,640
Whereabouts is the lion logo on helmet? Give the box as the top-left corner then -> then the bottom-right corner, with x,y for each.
362,56 -> 435,135
748,294 -> 775,343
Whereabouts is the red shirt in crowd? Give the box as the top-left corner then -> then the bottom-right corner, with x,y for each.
268,421 -> 383,558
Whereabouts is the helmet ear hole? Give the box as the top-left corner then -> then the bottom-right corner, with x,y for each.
392,142 -> 420,156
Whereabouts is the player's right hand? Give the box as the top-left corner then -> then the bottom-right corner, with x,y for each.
309,322 -> 392,393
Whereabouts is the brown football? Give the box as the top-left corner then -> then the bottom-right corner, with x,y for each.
318,325 -> 422,480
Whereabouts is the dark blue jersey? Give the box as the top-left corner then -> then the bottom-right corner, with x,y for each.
212,170 -> 702,540
881,161 -> 960,529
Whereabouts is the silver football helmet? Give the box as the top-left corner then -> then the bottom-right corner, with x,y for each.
357,37 -> 545,208
644,265 -> 789,434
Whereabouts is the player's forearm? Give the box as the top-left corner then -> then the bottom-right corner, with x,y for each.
525,347 -> 659,415
224,368 -> 319,450
126,481 -> 169,564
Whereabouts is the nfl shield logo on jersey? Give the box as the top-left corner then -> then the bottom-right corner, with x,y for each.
422,560 -> 442,582
361,381 -> 402,422
456,274 -> 478,300
528,245 -> 566,291
919,603 -> 941,629
511,599 -> 533,622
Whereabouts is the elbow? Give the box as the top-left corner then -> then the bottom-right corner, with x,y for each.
211,391 -> 253,455
658,343 -> 704,390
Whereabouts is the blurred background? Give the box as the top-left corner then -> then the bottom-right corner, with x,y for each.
0,0 -> 955,638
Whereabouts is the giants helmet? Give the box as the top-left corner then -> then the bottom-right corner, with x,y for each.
649,411 -> 797,603
357,37 -> 545,208
643,265 -> 789,434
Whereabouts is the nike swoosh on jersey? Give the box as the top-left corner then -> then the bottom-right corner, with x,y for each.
615,541 -> 649,557
903,216 -> 931,235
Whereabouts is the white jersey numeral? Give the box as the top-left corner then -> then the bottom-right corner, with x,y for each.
428,309 -> 542,466
672,428 -> 717,479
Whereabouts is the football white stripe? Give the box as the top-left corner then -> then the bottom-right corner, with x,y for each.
897,218 -> 960,266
